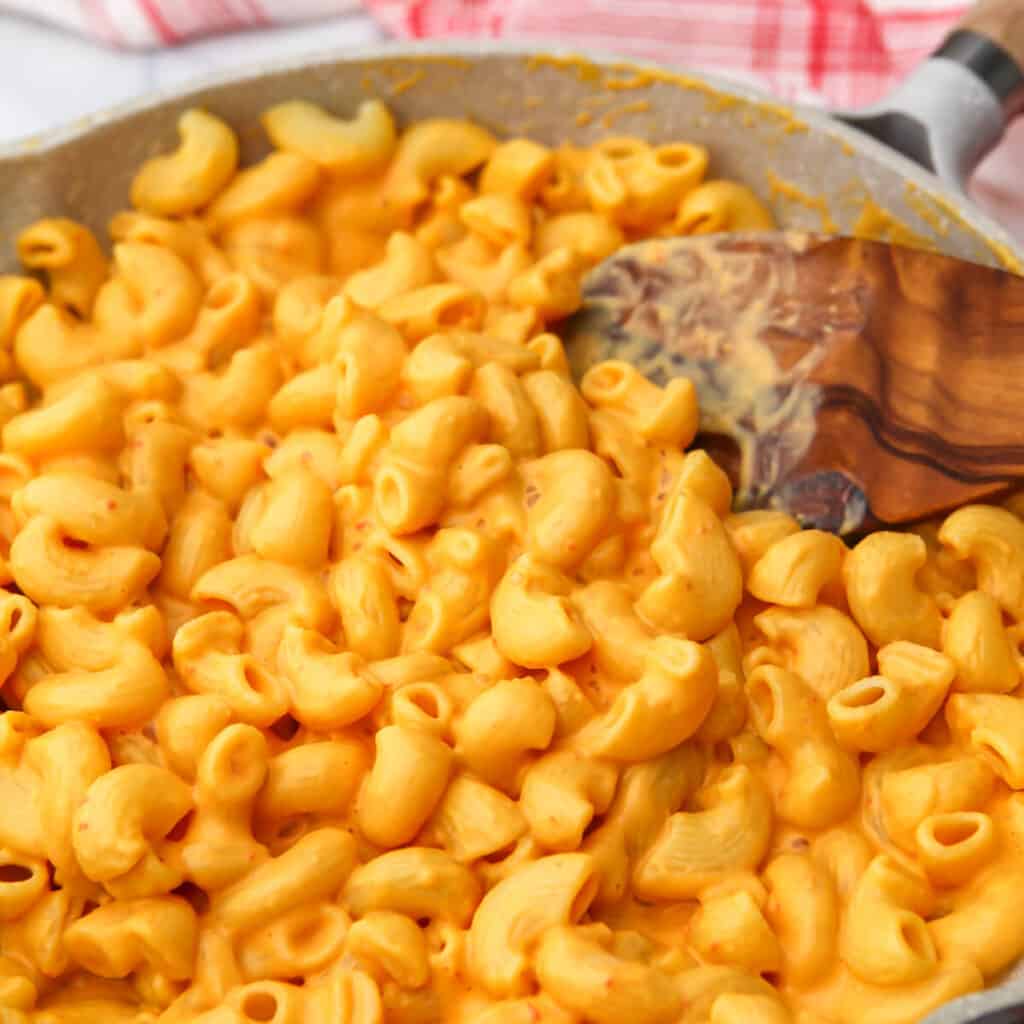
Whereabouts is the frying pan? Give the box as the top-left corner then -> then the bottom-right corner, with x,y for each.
2,34 -> 1023,268
0,11 -> 1023,1024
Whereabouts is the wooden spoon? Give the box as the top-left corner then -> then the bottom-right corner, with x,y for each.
564,232 -> 1024,534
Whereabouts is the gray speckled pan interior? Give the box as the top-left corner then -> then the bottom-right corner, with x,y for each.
0,41 -> 1021,272
0,40 -> 1021,1024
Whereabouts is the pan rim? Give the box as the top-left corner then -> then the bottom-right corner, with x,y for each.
0,36 -> 1020,265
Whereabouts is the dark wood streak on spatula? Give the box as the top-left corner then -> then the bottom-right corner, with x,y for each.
564,232 -> 1024,533
819,385 -> 1024,477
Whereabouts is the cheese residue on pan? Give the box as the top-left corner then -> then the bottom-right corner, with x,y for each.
513,52 -> 1020,272
389,70 -> 425,96
904,182 -> 952,239
854,198 -> 935,251
766,171 -> 839,233
601,99 -> 651,129
905,182 -> 1024,275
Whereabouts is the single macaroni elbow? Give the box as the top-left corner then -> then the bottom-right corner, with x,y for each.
582,636 -> 718,761
632,765 -> 773,900
490,555 -> 592,668
534,925 -> 683,1024
467,852 -> 597,997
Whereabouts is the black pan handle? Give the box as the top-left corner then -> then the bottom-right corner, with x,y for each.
952,0 -> 1024,103
839,0 -> 1024,191
935,26 -> 1024,111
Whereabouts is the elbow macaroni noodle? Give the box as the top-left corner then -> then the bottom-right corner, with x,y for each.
0,97 -> 1015,1024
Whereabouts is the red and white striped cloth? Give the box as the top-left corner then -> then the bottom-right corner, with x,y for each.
369,0 -> 970,108
10,0 -> 359,49
5,0 -> 968,108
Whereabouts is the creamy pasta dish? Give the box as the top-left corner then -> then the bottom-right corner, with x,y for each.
0,98 -> 1019,1024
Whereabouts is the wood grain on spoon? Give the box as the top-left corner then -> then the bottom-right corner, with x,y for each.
565,232 -> 1024,532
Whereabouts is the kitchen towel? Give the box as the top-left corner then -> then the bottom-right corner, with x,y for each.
6,0 -> 360,49
3,0 -> 969,106
367,0 -> 970,108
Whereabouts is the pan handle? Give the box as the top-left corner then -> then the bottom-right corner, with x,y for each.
842,0 -> 1024,192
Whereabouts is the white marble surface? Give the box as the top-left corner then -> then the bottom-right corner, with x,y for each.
0,7 -> 1022,240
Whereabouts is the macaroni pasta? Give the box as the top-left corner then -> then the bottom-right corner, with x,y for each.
0,97 -> 1014,1024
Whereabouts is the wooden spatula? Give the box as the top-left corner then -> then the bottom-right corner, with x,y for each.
564,232 -> 1024,534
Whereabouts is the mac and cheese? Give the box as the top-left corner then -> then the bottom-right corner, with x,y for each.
0,98 -> 1013,1024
